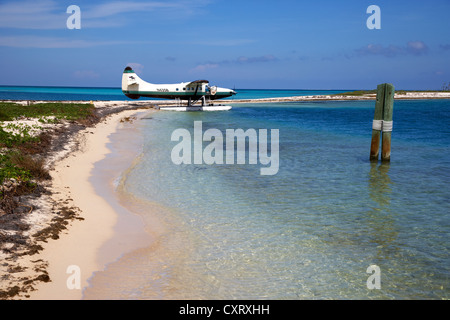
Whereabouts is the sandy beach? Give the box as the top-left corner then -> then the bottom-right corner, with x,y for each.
1,91 -> 449,300
0,102 -> 155,299
30,109 -> 155,299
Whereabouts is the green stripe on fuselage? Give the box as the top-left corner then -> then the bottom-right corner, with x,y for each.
122,90 -> 233,100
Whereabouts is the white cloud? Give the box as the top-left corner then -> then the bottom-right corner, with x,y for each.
234,55 -> 277,64
83,1 -> 181,19
190,54 -> 278,73
0,0 -> 212,29
0,0 -> 65,29
406,41 -> 429,55
0,35 -> 135,48
0,36 -> 87,48
355,41 -> 429,58
190,63 -> 219,73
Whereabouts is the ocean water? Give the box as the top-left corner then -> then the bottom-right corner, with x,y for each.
0,85 -> 348,101
3,85 -> 447,299
83,99 -> 450,300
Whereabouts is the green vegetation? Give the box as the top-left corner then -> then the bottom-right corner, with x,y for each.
0,124 -> 40,148
0,102 -> 96,185
334,88 -> 448,96
0,153 -> 32,183
334,90 -> 377,96
0,102 -> 95,122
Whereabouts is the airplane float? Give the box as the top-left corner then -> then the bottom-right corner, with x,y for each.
121,66 -> 236,111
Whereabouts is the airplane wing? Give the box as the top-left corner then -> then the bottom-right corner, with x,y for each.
187,80 -> 210,96
187,80 -> 209,85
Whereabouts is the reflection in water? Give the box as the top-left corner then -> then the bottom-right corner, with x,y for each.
369,162 -> 392,207
367,162 -> 398,262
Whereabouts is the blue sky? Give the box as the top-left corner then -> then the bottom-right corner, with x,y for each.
0,0 -> 449,89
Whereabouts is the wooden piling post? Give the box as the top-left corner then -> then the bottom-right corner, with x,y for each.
370,84 -> 385,161
381,83 -> 395,161
370,83 -> 395,161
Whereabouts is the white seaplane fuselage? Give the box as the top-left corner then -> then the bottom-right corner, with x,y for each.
121,66 -> 236,104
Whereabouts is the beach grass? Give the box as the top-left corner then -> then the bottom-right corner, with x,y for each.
1,102 -> 96,184
0,102 -> 95,122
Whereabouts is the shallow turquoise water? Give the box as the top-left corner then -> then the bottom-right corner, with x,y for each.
84,99 -> 450,299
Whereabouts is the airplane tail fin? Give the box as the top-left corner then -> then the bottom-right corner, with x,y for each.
121,66 -> 143,99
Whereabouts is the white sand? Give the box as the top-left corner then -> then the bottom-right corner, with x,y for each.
228,91 -> 450,103
25,109 -> 153,299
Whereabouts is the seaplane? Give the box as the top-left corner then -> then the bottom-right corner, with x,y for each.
121,66 -> 236,111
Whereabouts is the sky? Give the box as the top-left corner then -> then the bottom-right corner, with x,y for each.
0,0 -> 449,90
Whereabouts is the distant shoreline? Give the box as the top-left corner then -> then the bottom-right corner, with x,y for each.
227,91 -> 450,103
1,91 -> 450,106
